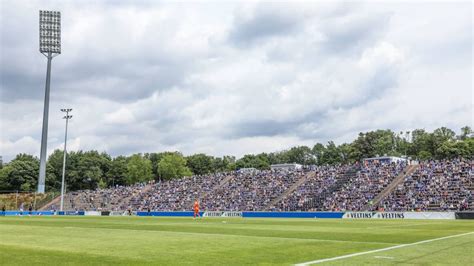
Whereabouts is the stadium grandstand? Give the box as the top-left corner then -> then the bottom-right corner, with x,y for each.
38,158 -> 472,213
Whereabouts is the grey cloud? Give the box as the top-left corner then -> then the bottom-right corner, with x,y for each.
228,6 -> 303,47
227,119 -> 299,138
320,12 -> 391,56
0,1 -> 471,162
1,45 -> 192,103
223,63 -> 399,141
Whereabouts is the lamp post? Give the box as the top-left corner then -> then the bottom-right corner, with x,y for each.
60,109 -> 72,211
38,10 -> 61,193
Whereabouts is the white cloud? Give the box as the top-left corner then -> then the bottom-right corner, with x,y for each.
104,107 -> 136,124
0,1 -> 471,162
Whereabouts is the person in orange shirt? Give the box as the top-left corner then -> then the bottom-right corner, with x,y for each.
193,200 -> 200,219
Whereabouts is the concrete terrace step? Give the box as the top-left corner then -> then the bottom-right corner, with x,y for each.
265,171 -> 315,211
367,164 -> 419,210
39,195 -> 61,211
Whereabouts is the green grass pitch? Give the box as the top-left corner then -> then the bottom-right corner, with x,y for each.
0,216 -> 473,265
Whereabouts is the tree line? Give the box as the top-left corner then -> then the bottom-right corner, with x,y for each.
0,126 -> 472,193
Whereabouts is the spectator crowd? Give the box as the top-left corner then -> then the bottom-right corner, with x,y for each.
61,159 -> 472,212
380,158 -> 472,211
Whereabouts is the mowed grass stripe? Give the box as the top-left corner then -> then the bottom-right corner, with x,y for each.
2,217 -> 471,244
1,217 -> 473,265
0,219 -> 391,265
320,231 -> 474,265
0,224 -> 396,245
295,232 -> 474,265
0,244 -> 147,266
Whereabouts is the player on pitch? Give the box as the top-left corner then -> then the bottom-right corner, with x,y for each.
193,199 -> 200,219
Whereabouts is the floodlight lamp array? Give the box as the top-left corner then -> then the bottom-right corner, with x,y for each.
39,10 -> 61,54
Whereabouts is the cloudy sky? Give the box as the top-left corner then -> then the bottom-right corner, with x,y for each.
0,0 -> 472,162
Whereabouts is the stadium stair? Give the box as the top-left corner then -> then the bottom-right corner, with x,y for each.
212,175 -> 234,192
311,167 -> 359,211
367,164 -> 419,210
39,195 -> 61,211
127,183 -> 156,210
265,171 -> 316,211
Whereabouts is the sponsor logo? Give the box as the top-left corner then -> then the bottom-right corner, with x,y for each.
378,212 -> 405,219
346,212 -> 375,218
344,212 -> 406,219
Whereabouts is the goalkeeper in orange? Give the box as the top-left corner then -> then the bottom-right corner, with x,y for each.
193,200 -> 201,219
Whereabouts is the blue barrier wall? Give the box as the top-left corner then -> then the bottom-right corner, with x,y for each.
1,211 -> 55,216
57,211 -> 85,216
1,211 -> 343,218
242,212 -> 344,218
137,211 -> 205,217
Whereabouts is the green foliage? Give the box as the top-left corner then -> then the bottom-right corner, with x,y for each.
2,126 -> 472,192
459,126 -> 472,140
351,130 -> 397,161
46,150 -> 64,192
98,179 -> 107,189
66,151 -> 111,191
186,154 -> 214,175
284,146 -> 316,165
236,154 -> 270,170
418,151 -> 432,160
107,156 -> 128,186
126,154 -> 153,184
158,153 -> 192,180
0,154 -> 39,191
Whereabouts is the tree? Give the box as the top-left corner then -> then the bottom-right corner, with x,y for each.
46,149 -> 65,192
459,126 -> 472,140
236,154 -> 270,170
186,154 -> 213,175
223,156 -> 236,171
144,153 -> 162,179
0,154 -> 39,191
284,146 -> 316,165
320,141 -> 342,165
432,127 -> 457,159
158,153 -> 192,180
410,129 -> 433,159
436,139 -> 473,159
338,143 -> 355,164
350,130 -> 398,160
67,151 -> 106,191
417,151 -> 432,160
2,126 -> 472,192
145,152 -> 181,180
312,143 -> 326,165
126,154 -> 153,184
107,156 -> 128,186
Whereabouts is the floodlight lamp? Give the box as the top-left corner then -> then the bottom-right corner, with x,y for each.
39,10 -> 61,54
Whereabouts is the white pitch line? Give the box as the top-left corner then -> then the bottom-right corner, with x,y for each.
295,231 -> 474,265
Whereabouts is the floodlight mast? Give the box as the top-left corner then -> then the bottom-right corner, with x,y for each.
60,109 -> 72,211
38,10 -> 61,193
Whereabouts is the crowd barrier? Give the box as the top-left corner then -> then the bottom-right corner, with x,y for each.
57,211 -> 85,215
1,211 -> 472,219
343,211 -> 457,219
455,212 -> 474,219
1,211 -> 54,216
